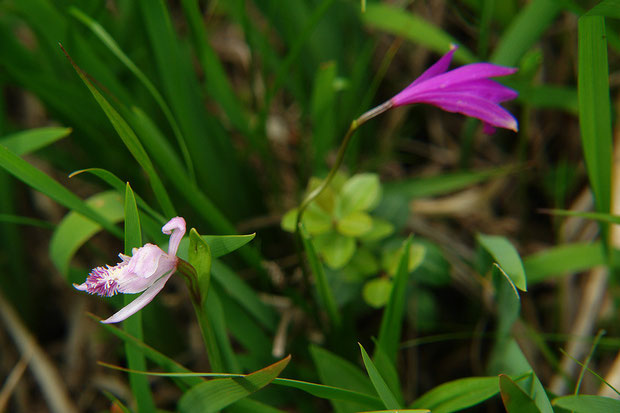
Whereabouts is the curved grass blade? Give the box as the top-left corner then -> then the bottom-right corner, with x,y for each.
300,226 -> 341,327
553,395 -> 620,412
68,7 -> 194,182
1,127 -> 72,155
410,376 -> 499,413
359,344 -> 402,410
123,183 -> 156,413
376,236 -> 412,363
499,374 -> 541,413
177,356 -> 291,413
61,45 -> 176,218
477,234 -> 527,291
0,144 -> 122,238
362,4 -> 476,64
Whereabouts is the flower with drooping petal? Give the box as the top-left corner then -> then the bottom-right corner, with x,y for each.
74,216 -> 186,324
390,46 -> 519,133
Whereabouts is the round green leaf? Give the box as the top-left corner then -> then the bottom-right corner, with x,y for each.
337,211 -> 373,237
314,232 -> 356,269
363,277 -> 393,308
360,218 -> 395,242
335,173 -> 381,217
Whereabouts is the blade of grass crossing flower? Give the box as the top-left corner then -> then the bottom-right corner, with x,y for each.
68,7 -> 195,182
123,183 -> 156,413
499,375 -> 541,413
362,4 -> 476,64
491,0 -> 562,66
64,48 -> 176,218
49,191 -> 124,278
409,376 -> 499,412
177,356 -> 291,413
359,344 -> 402,410
0,145 -> 122,238
0,127 -> 72,155
578,15 -> 613,244
300,226 -> 341,327
376,237 -> 412,364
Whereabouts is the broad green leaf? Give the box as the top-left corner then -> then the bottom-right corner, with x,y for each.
0,127 -> 72,155
337,211 -> 373,237
362,4 -> 476,63
281,205 -> 332,235
314,232 -> 356,269
477,234 -> 527,291
0,145 -> 122,238
362,278 -> 393,308
552,395 -> 620,412
336,173 -> 381,217
301,226 -> 341,327
410,376 -> 499,413
177,356 -> 290,413
361,218 -> 394,242
49,191 -> 124,278
359,344 -> 402,410
499,375 -> 541,413
123,183 -> 156,413
586,0 -> 620,18
376,237 -> 412,363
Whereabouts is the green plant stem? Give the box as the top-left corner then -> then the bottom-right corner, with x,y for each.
295,100 -> 393,230
177,259 -> 223,372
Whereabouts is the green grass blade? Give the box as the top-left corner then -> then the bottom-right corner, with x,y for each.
578,15 -> 613,238
63,46 -> 176,217
123,183 -> 156,413
68,7 -> 195,182
553,395 -> 620,412
491,0 -> 563,66
0,127 -> 72,155
410,376 -> 499,413
202,234 -> 256,258
477,234 -> 527,291
0,144 -> 122,238
362,3 -> 476,64
376,237 -> 412,363
177,356 -> 291,413
300,226 -> 341,327
359,344 -> 402,410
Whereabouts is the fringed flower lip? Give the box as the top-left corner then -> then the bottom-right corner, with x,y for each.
390,45 -> 519,133
74,216 -> 186,324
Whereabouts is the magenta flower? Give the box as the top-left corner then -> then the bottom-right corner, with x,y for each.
391,46 -> 518,133
74,216 -> 186,324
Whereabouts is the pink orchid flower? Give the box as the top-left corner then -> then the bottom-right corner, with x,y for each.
391,46 -> 518,133
74,216 -> 186,324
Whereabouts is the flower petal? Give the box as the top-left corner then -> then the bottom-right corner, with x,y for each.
411,45 -> 457,86
416,92 -> 518,131
443,79 -> 518,103
162,216 -> 186,256
101,272 -> 174,324
126,243 -> 169,278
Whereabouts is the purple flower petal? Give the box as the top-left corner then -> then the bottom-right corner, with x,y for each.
410,46 -> 457,87
101,272 -> 174,324
418,92 -> 518,131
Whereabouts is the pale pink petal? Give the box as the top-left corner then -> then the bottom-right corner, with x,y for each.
101,272 -> 174,324
73,282 -> 88,291
126,244 -> 168,278
162,217 -> 186,256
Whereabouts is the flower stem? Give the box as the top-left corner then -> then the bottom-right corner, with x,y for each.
295,99 -> 392,229
176,259 -> 223,372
